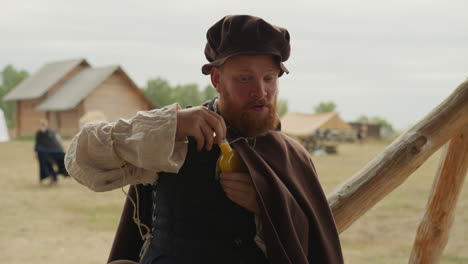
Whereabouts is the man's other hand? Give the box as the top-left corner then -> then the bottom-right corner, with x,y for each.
176,106 -> 226,151
220,172 -> 259,214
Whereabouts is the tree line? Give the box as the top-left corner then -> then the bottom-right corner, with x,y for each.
0,65 -> 29,128
0,64 -> 392,133
143,77 -> 289,116
313,101 -> 394,133
0,66 -> 289,128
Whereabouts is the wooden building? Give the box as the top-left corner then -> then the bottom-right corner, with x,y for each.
349,122 -> 381,139
4,58 -> 153,137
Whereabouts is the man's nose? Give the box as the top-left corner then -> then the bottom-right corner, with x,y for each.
249,81 -> 267,99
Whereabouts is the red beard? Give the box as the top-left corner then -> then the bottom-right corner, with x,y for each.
219,95 -> 279,137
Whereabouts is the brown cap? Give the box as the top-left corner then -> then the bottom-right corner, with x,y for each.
202,15 -> 290,76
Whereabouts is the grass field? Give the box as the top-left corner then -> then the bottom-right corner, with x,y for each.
0,139 -> 466,263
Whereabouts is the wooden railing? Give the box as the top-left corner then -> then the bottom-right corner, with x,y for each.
327,79 -> 468,264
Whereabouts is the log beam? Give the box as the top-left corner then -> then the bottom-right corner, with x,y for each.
328,79 -> 468,233
408,129 -> 468,264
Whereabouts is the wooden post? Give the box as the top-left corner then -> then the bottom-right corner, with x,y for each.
409,129 -> 468,264
328,79 -> 468,233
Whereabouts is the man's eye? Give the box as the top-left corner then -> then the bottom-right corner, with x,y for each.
238,76 -> 251,82
264,76 -> 276,82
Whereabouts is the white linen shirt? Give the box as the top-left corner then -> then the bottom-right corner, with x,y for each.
65,104 -> 188,191
65,103 -> 266,255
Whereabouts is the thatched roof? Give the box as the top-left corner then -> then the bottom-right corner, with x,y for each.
4,58 -> 89,101
37,66 -> 119,111
281,112 -> 353,136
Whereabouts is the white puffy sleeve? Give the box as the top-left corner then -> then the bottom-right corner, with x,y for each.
65,104 -> 188,192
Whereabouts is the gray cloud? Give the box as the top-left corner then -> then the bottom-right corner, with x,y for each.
1,0 -> 467,130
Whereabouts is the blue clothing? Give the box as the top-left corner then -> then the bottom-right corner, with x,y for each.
35,129 -> 69,182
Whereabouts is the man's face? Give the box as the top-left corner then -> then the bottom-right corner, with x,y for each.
211,55 -> 280,137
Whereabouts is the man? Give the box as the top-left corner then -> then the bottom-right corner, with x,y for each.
66,15 -> 343,264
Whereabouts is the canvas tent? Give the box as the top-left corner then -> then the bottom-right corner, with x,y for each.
281,112 -> 354,137
0,108 -> 9,142
281,112 -> 355,153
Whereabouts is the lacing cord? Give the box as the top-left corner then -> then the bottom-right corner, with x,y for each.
120,170 -> 151,241
109,130 -> 254,258
229,136 -> 256,147
109,135 -> 151,243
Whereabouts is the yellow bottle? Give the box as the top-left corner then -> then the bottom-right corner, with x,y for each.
215,139 -> 248,180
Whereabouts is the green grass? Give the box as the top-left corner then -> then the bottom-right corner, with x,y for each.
0,139 -> 466,264
63,201 -> 123,231
313,141 -> 468,264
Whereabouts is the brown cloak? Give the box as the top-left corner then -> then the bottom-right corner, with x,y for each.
108,130 -> 343,264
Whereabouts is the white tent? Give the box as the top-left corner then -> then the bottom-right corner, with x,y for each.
0,108 -> 10,142
281,112 -> 353,136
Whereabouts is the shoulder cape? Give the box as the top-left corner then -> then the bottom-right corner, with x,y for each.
230,130 -> 343,264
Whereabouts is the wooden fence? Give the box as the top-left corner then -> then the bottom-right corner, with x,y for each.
327,79 -> 468,264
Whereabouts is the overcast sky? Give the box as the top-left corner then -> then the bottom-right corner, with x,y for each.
1,0 -> 467,130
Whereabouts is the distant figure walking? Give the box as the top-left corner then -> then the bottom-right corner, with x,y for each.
34,119 -> 69,185
357,123 -> 368,144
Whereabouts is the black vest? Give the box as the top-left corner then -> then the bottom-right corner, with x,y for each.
141,103 -> 268,264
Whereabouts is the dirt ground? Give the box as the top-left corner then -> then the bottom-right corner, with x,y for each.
0,139 -> 466,263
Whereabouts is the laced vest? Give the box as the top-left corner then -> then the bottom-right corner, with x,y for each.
140,102 -> 268,264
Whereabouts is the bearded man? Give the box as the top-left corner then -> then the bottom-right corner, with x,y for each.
65,15 -> 343,264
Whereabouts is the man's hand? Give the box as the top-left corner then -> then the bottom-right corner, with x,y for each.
220,172 -> 260,214
176,106 -> 226,151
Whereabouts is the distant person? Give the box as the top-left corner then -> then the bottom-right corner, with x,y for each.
357,123 -> 368,144
34,119 -> 69,185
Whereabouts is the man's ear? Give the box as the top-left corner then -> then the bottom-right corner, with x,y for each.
210,68 -> 221,92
